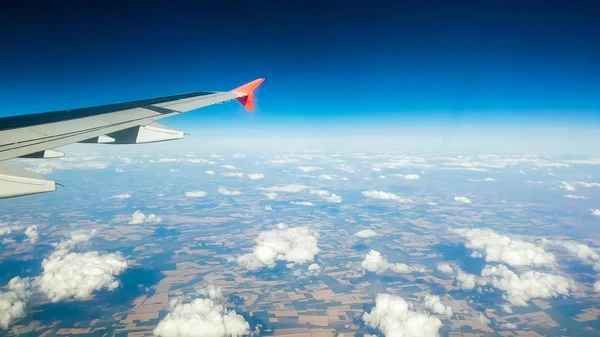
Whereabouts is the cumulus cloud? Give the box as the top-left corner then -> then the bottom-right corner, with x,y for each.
194,285 -> 223,300
452,228 -> 556,267
112,193 -> 132,199
578,182 -> 600,188
354,229 -> 379,238
484,178 -> 495,182
455,270 -> 477,290
222,172 -> 245,178
54,229 -> 96,251
264,193 -> 278,200
248,174 -> 264,180
37,250 -> 128,302
362,190 -> 412,203
403,174 -> 420,180
153,296 -> 250,337
0,277 -> 32,329
236,225 -> 319,270
222,165 -> 237,170
422,294 -> 453,318
219,188 -> 241,196
129,210 -> 163,225
290,201 -> 315,207
592,209 -> 600,216
205,170 -> 215,175
560,182 -> 576,191
479,264 -> 574,307
361,250 -> 424,274
260,185 -> 307,193
24,225 -> 38,243
454,196 -> 472,204
297,166 -> 322,172
186,191 -> 207,198
0,223 -> 22,236
310,190 -> 342,203
436,264 -> 454,274
307,263 -> 321,275
363,294 -> 442,337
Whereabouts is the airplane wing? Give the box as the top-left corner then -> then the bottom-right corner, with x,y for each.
0,78 -> 265,198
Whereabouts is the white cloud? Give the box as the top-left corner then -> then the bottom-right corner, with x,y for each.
564,194 -> 586,199
218,188 -> 241,196
592,209 -> 600,216
290,201 -> 315,207
317,174 -> 335,180
403,174 -> 420,180
205,170 -> 215,175
361,250 -> 424,274
186,191 -> 207,198
452,228 -> 556,267
194,285 -> 223,300
264,193 -> 278,200
454,196 -> 472,204
560,182 -> 576,191
297,166 -> 322,172
115,167 -> 125,173
456,270 -> 477,290
436,264 -> 454,274
310,190 -> 342,203
363,294 -> 442,337
236,225 -> 319,270
248,174 -> 264,180
260,185 -> 307,193
479,264 -> 574,307
37,250 -> 128,302
484,178 -> 495,182
362,190 -> 412,203
231,154 -> 246,158
54,229 -> 96,251
222,165 -> 237,170
0,277 -> 32,329
578,182 -> 600,188
307,263 -> 321,275
0,223 -> 22,236
222,172 -> 245,178
422,294 -> 453,318
24,226 -> 38,244
129,210 -> 163,225
354,229 -> 379,238
112,193 -> 132,199
153,296 -> 250,337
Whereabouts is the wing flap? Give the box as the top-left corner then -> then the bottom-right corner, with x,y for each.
0,162 -> 56,198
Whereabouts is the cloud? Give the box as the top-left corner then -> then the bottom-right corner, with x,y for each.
290,201 -> 315,207
354,229 -> 379,238
194,285 -> 223,300
223,172 -> 245,178
317,174 -> 335,180
222,165 -> 237,170
455,270 -> 477,290
260,185 -> 307,193
307,263 -> 321,274
264,193 -> 278,200
484,178 -> 496,182
452,228 -> 556,268
236,225 -> 319,270
112,193 -> 132,199
436,264 -> 454,274
479,264 -> 574,307
403,174 -> 420,180
37,249 -> 128,302
186,191 -> 207,198
0,223 -> 22,236
361,250 -> 424,274
129,210 -> 163,225
205,170 -> 215,175
454,196 -> 472,204
115,167 -> 125,173
362,190 -> 413,203
592,209 -> 600,216
578,182 -> 600,188
297,166 -> 322,172
564,194 -> 586,199
560,182 -> 576,191
54,229 -> 96,251
0,277 -> 32,329
219,188 -> 241,196
310,190 -> 342,203
24,225 -> 38,243
363,294 -> 442,337
422,294 -> 453,318
248,174 -> 264,180
153,296 -> 250,337
231,154 -> 246,158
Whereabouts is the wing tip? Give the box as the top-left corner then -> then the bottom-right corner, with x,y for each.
230,78 -> 265,111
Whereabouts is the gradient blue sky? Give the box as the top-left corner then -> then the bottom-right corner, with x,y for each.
0,0 -> 599,134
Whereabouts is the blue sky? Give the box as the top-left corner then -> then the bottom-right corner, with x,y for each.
0,0 -> 599,136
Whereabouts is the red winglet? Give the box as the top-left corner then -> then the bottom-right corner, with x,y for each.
230,78 -> 265,111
